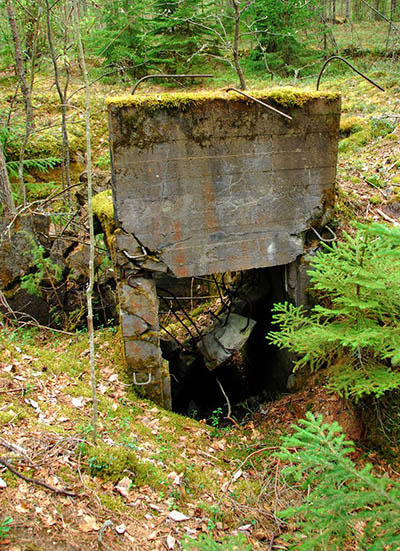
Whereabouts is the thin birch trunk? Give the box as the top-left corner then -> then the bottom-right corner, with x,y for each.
231,0 -> 246,90
0,139 -> 15,215
5,0 -> 34,206
45,0 -> 72,207
73,0 -> 97,443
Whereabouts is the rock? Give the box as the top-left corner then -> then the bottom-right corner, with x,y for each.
0,215 -> 49,288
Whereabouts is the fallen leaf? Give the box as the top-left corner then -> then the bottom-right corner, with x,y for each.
43,515 -> 57,527
238,524 -> 252,531
71,397 -> 85,408
232,469 -> 243,482
0,478 -> 7,489
116,476 -> 132,499
15,502 -> 30,513
167,534 -> 175,549
79,515 -> 101,532
168,510 -> 190,522
24,398 -> 39,410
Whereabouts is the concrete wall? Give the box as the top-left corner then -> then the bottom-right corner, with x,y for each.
107,89 -> 341,407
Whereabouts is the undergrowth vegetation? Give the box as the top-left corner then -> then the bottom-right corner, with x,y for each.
278,412 -> 400,550
268,223 -> 400,401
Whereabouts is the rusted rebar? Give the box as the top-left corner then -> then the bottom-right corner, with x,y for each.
316,56 -> 385,92
131,74 -> 213,94
225,87 -> 293,120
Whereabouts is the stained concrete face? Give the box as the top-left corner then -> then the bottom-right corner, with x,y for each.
109,90 -> 340,278
107,90 -> 341,408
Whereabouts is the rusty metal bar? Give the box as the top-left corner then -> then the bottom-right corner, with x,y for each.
225,87 -> 293,120
316,56 -> 385,92
131,74 -> 214,94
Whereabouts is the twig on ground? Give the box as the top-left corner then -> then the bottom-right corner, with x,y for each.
376,208 -> 399,225
0,457 -> 78,497
268,534 -> 276,551
218,446 -> 286,504
216,377 -> 239,427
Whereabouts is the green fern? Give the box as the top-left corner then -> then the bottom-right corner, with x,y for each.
267,223 -> 400,400
6,157 -> 62,178
277,412 -> 400,551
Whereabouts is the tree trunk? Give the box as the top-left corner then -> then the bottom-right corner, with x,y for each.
391,0 -> 397,19
73,0 -> 98,444
231,0 -> 246,90
45,0 -> 71,207
0,140 -> 15,215
5,0 -> 34,206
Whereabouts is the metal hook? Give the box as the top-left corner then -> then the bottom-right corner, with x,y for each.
133,372 -> 152,385
310,225 -> 337,243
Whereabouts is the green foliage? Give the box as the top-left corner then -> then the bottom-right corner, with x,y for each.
277,412 -> 400,550
244,0 -> 323,73
182,533 -> 252,551
267,223 -> 400,401
0,517 -> 12,539
21,238 -> 62,297
85,0 -> 149,75
6,157 -> 62,179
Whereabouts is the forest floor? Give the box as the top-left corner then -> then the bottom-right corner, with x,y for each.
1,23 -> 400,550
0,325 -> 394,551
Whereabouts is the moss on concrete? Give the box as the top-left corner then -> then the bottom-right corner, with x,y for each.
107,87 -> 339,111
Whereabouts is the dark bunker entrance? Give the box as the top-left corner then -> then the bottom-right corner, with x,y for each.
158,265 -> 293,420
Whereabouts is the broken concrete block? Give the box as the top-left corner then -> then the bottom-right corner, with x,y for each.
198,313 -> 256,370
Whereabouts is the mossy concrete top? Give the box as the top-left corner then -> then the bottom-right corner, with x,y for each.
106,87 -> 340,111
108,88 -> 341,277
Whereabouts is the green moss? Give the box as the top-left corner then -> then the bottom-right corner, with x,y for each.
339,119 -> 396,153
84,442 -> 138,482
369,194 -> 382,205
107,87 -> 339,111
93,189 -> 114,227
340,116 -> 364,137
92,190 -> 116,256
100,493 -> 128,513
391,175 -> 400,184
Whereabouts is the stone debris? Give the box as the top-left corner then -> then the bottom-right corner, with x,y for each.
198,313 -> 256,371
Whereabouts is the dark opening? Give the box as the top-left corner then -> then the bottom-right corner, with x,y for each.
159,265 -> 294,421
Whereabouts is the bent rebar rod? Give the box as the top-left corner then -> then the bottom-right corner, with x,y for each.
316,56 -> 385,92
131,74 -> 213,94
225,87 -> 293,120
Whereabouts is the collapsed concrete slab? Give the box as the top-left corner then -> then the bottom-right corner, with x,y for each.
107,88 -> 341,408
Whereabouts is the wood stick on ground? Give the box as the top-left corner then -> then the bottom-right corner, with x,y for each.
0,457 -> 78,497
216,377 -> 239,427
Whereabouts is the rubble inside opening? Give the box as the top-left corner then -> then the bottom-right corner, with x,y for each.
158,265 -> 294,420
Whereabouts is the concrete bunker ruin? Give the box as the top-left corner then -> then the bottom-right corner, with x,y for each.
107,88 -> 341,413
